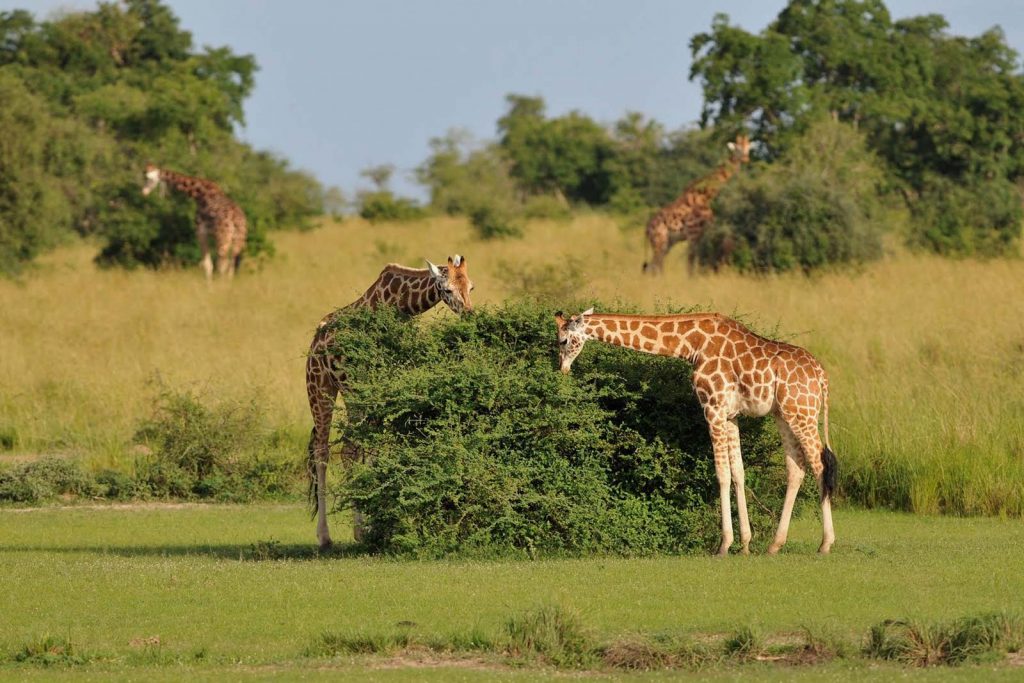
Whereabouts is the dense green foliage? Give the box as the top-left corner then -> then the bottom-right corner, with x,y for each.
0,1 -> 322,273
701,117 -> 885,272
690,0 -> 1024,256
355,164 -> 427,224
324,302 -> 794,558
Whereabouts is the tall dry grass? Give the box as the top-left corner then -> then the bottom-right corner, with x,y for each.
1,214 -> 1022,514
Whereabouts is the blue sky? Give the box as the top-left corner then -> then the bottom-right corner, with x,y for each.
8,1 -> 1024,200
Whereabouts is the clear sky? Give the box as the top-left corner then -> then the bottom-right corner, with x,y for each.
7,1 -> 1024,200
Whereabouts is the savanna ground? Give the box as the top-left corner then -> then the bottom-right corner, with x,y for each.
2,215 -> 1024,678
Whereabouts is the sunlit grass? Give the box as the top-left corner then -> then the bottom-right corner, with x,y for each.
1,215 -> 1022,514
1,505 -> 1022,679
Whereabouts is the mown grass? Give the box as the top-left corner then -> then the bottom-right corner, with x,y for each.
1,504 -> 1022,680
1,215 -> 1023,517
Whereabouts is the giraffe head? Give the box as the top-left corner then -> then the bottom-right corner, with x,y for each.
142,163 -> 162,196
554,307 -> 594,374
425,254 -> 474,314
727,134 -> 751,164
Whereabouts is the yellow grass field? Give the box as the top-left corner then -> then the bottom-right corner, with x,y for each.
2,215 -> 1023,514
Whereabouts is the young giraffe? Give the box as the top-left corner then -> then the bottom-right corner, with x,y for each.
306,256 -> 474,549
555,308 -> 836,555
142,164 -> 248,280
642,133 -> 751,274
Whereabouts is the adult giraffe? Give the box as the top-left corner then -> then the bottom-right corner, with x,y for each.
555,308 -> 836,556
306,256 -> 474,549
642,133 -> 751,274
142,164 -> 248,280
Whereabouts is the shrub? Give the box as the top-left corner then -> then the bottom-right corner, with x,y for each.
327,301 -> 790,558
909,174 -> 1022,257
504,605 -> 596,668
703,118 -> 885,273
133,386 -> 298,501
866,613 -> 1023,666
356,191 -> 427,224
468,199 -> 524,239
0,457 -> 96,504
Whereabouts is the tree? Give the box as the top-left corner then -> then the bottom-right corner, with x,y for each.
0,1 -> 320,273
690,0 -> 1024,255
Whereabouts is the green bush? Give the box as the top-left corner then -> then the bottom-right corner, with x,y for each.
133,387 -> 298,501
909,174 -> 1022,257
326,302 -> 790,558
703,118 -> 885,273
0,457 -> 96,503
468,199 -> 524,239
356,190 -> 427,223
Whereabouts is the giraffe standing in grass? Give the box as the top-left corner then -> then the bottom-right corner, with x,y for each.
555,308 -> 836,555
643,133 -> 751,274
142,164 -> 248,280
306,256 -> 474,549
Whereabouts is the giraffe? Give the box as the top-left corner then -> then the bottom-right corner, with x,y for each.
642,133 -> 751,274
142,164 -> 248,280
555,308 -> 836,556
306,255 -> 474,549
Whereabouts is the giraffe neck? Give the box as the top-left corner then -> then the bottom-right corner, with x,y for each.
584,313 -> 725,365
159,169 -> 219,203
346,264 -> 442,315
694,156 -> 743,200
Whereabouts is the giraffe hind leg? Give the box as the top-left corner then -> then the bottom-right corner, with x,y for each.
307,367 -> 338,550
768,415 -> 806,555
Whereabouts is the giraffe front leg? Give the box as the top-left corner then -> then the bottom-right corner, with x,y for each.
707,418 -> 734,556
725,419 -> 751,555
196,221 -> 213,281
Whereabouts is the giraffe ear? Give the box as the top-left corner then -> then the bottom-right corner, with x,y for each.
581,307 -> 594,317
554,311 -> 565,325
727,142 -> 736,151
425,259 -> 443,279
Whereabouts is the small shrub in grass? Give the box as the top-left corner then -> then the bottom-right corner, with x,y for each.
866,613 -> 1023,666
469,199 -> 524,239
722,626 -> 761,661
330,301 -> 788,558
133,386 -> 299,501
93,469 -> 138,500
504,605 -> 596,668
14,635 -> 91,666
0,425 -> 17,450
0,457 -> 96,504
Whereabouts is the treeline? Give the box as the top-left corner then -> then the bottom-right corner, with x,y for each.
0,0 -> 323,275
366,0 -> 1024,272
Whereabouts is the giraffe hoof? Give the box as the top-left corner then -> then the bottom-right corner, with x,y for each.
817,545 -> 832,555
318,539 -> 334,551
740,547 -> 750,556
766,544 -> 782,556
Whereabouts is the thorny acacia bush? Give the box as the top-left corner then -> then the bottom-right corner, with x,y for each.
324,301 -> 797,558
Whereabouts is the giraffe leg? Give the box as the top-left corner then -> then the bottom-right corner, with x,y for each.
768,416 -> 806,555
216,230 -> 233,278
790,415 -> 835,554
307,360 -> 337,550
706,416 -> 734,556
197,221 -> 213,281
645,230 -> 669,274
725,419 -> 751,555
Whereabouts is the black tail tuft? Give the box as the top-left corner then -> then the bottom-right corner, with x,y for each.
821,446 -> 838,502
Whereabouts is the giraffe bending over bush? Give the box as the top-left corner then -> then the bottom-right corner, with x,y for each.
142,164 -> 248,280
306,256 -> 474,549
555,308 -> 836,556
642,133 -> 751,274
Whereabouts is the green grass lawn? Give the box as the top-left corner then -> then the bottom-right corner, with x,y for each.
1,504 -> 1022,679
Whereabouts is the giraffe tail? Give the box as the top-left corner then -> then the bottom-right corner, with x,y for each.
306,427 -> 318,519
820,375 -> 837,502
